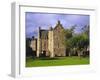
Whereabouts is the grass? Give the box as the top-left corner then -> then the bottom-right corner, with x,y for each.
26,56 -> 89,67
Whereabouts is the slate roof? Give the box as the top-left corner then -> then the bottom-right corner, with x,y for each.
40,29 -> 48,39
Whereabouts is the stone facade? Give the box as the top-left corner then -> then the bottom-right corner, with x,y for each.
35,21 -> 66,57
30,37 -> 37,56
53,21 -> 66,57
48,27 -> 54,57
30,39 -> 37,51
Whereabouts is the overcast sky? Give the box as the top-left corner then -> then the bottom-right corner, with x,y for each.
25,12 -> 89,38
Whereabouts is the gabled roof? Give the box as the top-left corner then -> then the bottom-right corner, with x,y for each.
54,20 -> 64,30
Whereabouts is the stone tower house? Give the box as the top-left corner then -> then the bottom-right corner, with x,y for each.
37,21 -> 66,57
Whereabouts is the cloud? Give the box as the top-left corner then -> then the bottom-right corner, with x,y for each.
26,12 -> 89,38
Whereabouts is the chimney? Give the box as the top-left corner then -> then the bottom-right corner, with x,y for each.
39,26 -> 41,30
49,26 -> 53,30
57,20 -> 60,25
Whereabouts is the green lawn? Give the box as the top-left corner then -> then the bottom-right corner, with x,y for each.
26,56 -> 89,67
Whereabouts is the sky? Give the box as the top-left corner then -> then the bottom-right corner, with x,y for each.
25,12 -> 89,38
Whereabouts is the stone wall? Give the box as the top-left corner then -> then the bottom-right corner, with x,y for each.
48,30 -> 54,57
53,22 -> 66,56
30,39 -> 37,51
36,21 -> 66,57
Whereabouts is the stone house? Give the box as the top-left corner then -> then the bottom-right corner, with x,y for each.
31,21 -> 66,57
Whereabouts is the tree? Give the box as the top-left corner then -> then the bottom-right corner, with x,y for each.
62,27 -> 75,56
68,32 -> 89,57
63,25 -> 89,57
26,38 -> 33,57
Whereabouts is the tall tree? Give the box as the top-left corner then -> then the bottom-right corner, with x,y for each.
62,26 -> 75,56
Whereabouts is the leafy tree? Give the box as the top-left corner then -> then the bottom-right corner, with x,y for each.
62,26 -> 75,56
69,26 -> 89,57
63,25 -> 89,57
